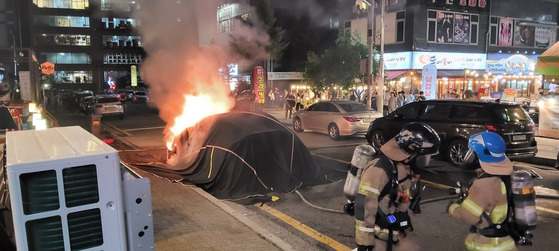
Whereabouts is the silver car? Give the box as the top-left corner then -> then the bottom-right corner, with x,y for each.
90,95 -> 125,119
292,100 -> 383,140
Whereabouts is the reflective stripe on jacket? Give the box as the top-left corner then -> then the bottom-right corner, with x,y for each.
449,175 -> 516,251
354,159 -> 412,247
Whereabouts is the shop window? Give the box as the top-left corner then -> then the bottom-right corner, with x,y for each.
102,35 -> 142,48
53,71 -> 92,84
101,0 -> 139,12
33,0 -> 89,9
101,18 -> 136,30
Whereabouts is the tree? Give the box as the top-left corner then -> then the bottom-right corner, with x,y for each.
303,29 -> 378,92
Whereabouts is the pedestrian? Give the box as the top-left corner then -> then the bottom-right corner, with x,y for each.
354,123 -> 440,251
448,132 -> 517,251
464,90 -> 476,101
350,90 -> 357,101
405,91 -> 415,104
388,92 -> 397,114
268,89 -> 275,108
383,90 -> 391,114
417,91 -> 426,101
396,91 -> 405,107
274,87 -> 280,108
370,91 -> 377,111
285,91 -> 296,119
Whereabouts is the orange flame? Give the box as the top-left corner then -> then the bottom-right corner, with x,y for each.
165,94 -> 231,150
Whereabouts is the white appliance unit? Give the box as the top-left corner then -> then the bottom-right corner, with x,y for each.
4,126 -> 128,251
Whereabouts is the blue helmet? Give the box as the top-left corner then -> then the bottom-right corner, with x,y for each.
468,132 -> 506,163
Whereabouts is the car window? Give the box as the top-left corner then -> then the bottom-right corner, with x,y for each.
135,92 -> 146,95
495,106 -> 530,122
449,105 -> 491,122
421,104 -> 451,120
97,97 -> 120,103
396,103 -> 420,119
324,103 -> 340,112
339,102 -> 371,112
307,103 -> 319,111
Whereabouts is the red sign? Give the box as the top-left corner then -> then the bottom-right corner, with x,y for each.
468,0 -> 477,7
459,0 -> 467,6
253,66 -> 265,104
40,62 -> 55,75
478,0 -> 487,8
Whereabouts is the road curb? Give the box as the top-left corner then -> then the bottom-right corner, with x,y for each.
523,156 -> 557,168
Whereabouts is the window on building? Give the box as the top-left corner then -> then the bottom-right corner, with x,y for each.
36,34 -> 91,46
104,53 -> 143,65
489,16 -> 556,48
102,35 -> 142,48
34,16 -> 90,28
219,20 -> 231,33
53,71 -> 92,84
100,0 -> 139,12
101,17 -> 136,30
396,11 -> 405,43
33,0 -> 89,9
426,10 -> 479,45
40,53 -> 91,64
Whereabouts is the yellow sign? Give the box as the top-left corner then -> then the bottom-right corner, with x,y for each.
40,62 -> 55,75
131,65 -> 137,87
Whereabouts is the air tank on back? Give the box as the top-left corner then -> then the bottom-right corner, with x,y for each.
343,144 -> 376,201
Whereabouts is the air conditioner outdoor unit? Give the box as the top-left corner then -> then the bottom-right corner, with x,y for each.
0,126 -> 153,251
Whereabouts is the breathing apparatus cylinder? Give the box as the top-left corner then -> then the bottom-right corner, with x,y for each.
511,170 -> 537,233
343,144 -> 376,201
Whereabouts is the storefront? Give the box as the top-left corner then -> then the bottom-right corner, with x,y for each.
487,53 -> 541,98
384,51 -> 488,98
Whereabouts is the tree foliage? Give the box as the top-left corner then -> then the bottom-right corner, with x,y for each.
303,29 -> 379,91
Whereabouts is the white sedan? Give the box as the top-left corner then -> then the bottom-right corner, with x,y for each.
292,100 -> 383,140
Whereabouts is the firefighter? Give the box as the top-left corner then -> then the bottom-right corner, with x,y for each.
354,122 -> 440,251
448,132 -> 517,251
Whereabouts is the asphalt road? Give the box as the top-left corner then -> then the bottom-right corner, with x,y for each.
52,101 -> 559,251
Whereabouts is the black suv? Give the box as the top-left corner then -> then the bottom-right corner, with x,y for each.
366,100 -> 538,166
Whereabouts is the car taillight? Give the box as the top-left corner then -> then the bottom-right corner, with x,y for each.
343,116 -> 361,122
485,123 -> 508,132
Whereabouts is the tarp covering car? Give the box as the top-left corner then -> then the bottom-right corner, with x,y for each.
119,111 -> 328,202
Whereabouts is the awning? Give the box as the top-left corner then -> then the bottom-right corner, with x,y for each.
385,70 -> 408,80
536,40 -> 559,75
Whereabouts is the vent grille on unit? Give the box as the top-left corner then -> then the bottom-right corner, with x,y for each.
20,170 -> 59,215
25,216 -> 64,251
63,165 -> 100,207
68,209 -> 104,250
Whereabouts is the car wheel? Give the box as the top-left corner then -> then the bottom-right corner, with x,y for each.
370,130 -> 385,151
447,140 -> 469,166
293,117 -> 303,132
328,123 -> 340,140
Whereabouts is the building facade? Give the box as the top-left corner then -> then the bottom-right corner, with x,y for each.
19,0 -> 146,93
351,0 -> 559,98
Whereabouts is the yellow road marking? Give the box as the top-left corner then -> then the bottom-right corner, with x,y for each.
256,204 -> 351,251
103,121 -> 133,136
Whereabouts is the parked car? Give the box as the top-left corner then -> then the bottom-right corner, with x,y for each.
292,100 -> 383,140
90,95 -> 125,119
131,91 -> 149,103
79,96 -> 95,114
365,99 -> 537,166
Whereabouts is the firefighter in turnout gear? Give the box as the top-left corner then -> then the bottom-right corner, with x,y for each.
448,132 -> 517,251
354,123 -> 440,251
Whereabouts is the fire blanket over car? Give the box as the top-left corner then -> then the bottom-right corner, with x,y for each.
119,111 -> 328,201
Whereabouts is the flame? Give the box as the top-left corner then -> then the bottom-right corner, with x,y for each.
165,94 -> 231,150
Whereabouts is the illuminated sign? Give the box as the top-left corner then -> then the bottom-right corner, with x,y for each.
383,52 -> 413,70
412,52 -> 486,70
253,66 -> 265,104
487,54 -> 537,75
422,64 -> 437,100
267,72 -> 303,80
40,62 -> 55,75
131,65 -> 137,87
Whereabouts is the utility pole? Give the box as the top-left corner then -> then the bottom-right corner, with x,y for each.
375,0 -> 385,114
365,0 -> 374,108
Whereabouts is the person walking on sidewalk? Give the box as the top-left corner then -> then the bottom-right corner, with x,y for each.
285,91 -> 296,119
